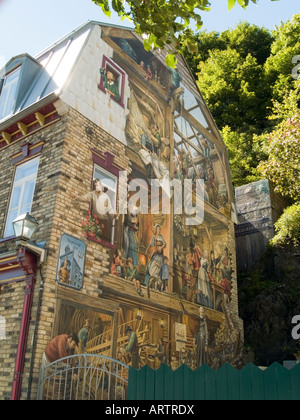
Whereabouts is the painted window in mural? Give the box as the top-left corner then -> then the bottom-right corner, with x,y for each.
94,164 -> 118,244
173,83 -> 230,214
98,56 -> 125,107
73,164 -> 118,246
4,156 -> 40,238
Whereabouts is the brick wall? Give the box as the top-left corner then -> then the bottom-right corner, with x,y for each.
0,114 -> 67,399
24,104 -> 131,399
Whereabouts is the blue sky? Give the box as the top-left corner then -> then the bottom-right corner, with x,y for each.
0,0 -> 299,67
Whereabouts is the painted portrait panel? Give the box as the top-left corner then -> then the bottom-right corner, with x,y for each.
56,233 -> 86,290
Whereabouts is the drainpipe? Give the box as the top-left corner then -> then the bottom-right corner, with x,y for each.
11,249 -> 37,401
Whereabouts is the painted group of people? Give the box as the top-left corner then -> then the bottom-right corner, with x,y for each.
111,221 -> 172,295
175,241 -> 232,309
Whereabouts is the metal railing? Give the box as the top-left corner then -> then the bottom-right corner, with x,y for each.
37,354 -> 128,400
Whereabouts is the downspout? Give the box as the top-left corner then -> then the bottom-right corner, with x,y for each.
11,249 -> 37,401
26,265 -> 44,400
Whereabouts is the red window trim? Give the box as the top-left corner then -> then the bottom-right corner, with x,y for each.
88,149 -> 124,250
97,56 -> 126,108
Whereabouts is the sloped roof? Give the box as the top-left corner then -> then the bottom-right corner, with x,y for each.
0,21 -> 94,127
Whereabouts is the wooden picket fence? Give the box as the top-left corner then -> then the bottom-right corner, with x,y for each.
128,363 -> 300,400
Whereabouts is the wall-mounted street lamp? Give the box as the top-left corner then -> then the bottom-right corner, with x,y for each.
12,212 -> 47,263
12,212 -> 39,241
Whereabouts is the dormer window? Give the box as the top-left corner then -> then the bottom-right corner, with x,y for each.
0,67 -> 21,121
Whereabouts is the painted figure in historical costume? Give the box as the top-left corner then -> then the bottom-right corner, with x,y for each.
42,333 -> 80,399
139,128 -> 169,181
43,333 -> 79,365
125,258 -> 144,297
197,253 -> 213,309
145,224 -> 167,286
202,139 -> 210,159
145,65 -> 153,81
219,247 -> 232,304
157,338 -> 168,365
111,249 -> 125,278
160,256 -> 173,293
194,307 -> 208,368
209,250 -> 221,281
100,68 -> 121,102
71,178 -> 117,242
120,326 -> 139,369
207,166 -> 218,207
150,124 -> 162,157
78,320 -> 90,353
122,211 -> 139,267
167,67 -> 183,103
58,257 -> 71,285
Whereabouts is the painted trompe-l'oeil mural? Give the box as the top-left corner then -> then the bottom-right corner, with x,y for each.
45,27 -> 242,379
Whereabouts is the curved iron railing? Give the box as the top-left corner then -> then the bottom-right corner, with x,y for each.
37,354 -> 129,401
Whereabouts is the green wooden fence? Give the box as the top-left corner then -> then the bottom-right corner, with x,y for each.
128,363 -> 300,400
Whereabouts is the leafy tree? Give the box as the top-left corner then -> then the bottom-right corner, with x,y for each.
221,126 -> 265,186
265,14 -> 300,100
179,30 -> 227,76
258,84 -> 300,246
197,48 -> 268,132
258,85 -> 300,200
92,0 -> 279,66
271,204 -> 300,246
220,21 -> 273,65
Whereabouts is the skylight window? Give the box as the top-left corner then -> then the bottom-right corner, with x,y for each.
0,67 -> 21,121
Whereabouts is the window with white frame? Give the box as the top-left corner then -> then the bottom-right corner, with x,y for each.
4,157 -> 40,238
0,67 -> 21,121
93,164 -> 118,244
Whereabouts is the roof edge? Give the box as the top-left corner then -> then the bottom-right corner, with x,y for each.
34,20 -> 135,60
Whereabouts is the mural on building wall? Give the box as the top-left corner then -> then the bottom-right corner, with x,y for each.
56,234 -> 86,290
46,28 -> 242,377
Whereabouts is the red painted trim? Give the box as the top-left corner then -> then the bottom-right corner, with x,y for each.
86,233 -> 116,250
0,103 -> 59,150
90,148 -> 124,177
9,248 -> 38,401
11,274 -> 36,400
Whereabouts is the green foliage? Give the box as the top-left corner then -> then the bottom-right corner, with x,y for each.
197,48 -> 267,131
92,0 -> 279,67
256,85 -> 300,247
258,84 -> 300,200
271,204 -> 300,246
264,14 -> 300,100
221,126 -> 265,187
228,0 -> 279,10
